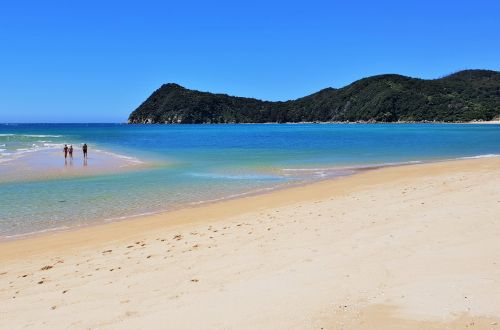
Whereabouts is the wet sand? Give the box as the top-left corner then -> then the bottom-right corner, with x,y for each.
1,157 -> 500,329
0,148 -> 145,183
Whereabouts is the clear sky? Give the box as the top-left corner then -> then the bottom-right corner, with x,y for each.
1,0 -> 499,123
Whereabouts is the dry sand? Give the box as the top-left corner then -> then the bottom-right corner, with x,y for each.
1,157 -> 500,329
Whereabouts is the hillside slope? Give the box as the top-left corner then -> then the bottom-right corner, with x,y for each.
128,70 -> 500,123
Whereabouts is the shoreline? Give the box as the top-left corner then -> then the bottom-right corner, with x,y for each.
126,120 -> 500,125
0,156 -> 484,246
2,155 -> 498,243
1,157 -> 500,328
4,120 -> 500,125
0,156 -> 495,253
0,160 -> 377,243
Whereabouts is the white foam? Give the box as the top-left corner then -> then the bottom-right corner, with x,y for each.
21,134 -> 62,138
282,160 -> 423,173
0,134 -> 67,164
103,211 -> 159,222
1,225 -> 71,240
459,154 -> 500,159
0,140 -> 145,167
93,149 -> 144,164
0,134 -> 61,138
43,143 -> 64,148
188,186 -> 277,205
188,172 -> 283,180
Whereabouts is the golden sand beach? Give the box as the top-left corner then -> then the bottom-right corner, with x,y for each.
1,157 -> 500,329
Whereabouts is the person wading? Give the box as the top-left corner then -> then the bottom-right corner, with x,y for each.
82,143 -> 88,159
63,144 -> 68,159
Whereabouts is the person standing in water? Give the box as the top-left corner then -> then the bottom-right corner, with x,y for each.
69,145 -> 73,158
82,143 -> 88,159
63,144 -> 68,159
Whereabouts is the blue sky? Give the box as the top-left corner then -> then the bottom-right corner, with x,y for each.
0,0 -> 499,123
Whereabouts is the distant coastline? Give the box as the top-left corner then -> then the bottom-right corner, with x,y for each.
129,69 -> 500,124
127,119 -> 500,125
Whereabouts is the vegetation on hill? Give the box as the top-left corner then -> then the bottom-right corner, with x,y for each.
128,70 -> 500,124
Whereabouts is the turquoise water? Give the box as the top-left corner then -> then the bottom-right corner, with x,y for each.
1,123 -> 500,238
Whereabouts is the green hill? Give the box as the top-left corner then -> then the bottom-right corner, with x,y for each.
128,70 -> 500,124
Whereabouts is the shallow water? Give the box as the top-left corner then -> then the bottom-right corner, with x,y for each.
1,123 -> 500,238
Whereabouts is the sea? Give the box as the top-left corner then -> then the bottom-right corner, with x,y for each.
1,123 -> 499,239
